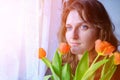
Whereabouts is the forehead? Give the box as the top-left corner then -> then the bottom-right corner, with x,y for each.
66,10 -> 84,24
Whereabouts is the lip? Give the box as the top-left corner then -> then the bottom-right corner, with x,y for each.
70,42 -> 81,46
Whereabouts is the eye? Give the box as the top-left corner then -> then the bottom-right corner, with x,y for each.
80,25 -> 89,30
66,24 -> 72,31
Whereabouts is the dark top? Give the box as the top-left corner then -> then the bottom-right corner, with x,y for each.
45,68 -> 51,80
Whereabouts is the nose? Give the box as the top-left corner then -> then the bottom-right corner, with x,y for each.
72,28 -> 79,39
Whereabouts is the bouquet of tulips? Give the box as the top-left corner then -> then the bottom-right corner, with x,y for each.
39,39 -> 120,80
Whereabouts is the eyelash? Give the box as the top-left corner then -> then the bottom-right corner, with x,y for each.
66,26 -> 72,31
80,25 -> 89,30
66,24 -> 89,31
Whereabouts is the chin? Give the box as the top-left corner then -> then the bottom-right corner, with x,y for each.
70,48 -> 84,55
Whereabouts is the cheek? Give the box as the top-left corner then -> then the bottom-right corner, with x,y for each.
82,30 -> 98,41
65,32 -> 70,42
86,34 -> 97,41
82,31 -> 98,48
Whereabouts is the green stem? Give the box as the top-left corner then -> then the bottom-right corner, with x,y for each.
91,54 -> 100,67
42,57 -> 52,68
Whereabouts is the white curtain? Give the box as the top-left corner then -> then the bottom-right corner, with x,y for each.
0,0 -> 62,80
0,0 -> 39,80
39,0 -> 62,80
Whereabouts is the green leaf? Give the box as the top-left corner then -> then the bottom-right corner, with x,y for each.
62,63 -> 71,80
89,74 -> 95,80
44,75 -> 52,80
74,51 -> 89,80
101,56 -> 114,78
100,56 -> 117,80
81,59 -> 108,80
52,50 -> 62,77
42,57 -> 60,80
50,65 -> 60,80
100,65 -> 117,80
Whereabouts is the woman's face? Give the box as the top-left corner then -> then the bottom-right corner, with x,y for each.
65,10 -> 98,55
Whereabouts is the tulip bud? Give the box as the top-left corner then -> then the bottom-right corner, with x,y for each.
114,52 -> 120,65
38,48 -> 46,59
59,42 -> 70,55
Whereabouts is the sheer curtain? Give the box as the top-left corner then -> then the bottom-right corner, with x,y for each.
0,0 -> 39,80
0,0 -> 62,80
39,0 -> 62,80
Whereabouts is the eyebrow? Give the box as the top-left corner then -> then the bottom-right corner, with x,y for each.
65,24 -> 71,27
66,21 -> 87,27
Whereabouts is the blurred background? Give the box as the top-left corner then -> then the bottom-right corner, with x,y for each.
0,0 -> 119,80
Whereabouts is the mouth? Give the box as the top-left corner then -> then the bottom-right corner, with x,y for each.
70,42 -> 81,46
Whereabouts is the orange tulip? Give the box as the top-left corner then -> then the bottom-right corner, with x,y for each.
38,48 -> 46,59
95,39 -> 115,56
114,52 -> 120,65
59,42 -> 70,55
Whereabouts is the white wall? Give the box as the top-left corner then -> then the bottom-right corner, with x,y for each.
100,0 -> 120,50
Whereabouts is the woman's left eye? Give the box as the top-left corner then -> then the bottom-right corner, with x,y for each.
80,25 -> 89,30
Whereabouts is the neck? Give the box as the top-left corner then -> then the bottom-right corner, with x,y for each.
77,54 -> 83,60
77,50 -> 97,63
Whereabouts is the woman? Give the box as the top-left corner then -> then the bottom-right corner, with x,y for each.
58,0 -> 120,80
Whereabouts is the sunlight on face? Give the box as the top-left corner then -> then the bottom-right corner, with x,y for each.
65,10 -> 98,55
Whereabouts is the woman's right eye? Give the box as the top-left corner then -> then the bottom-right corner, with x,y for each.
66,24 -> 72,31
66,26 -> 72,31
